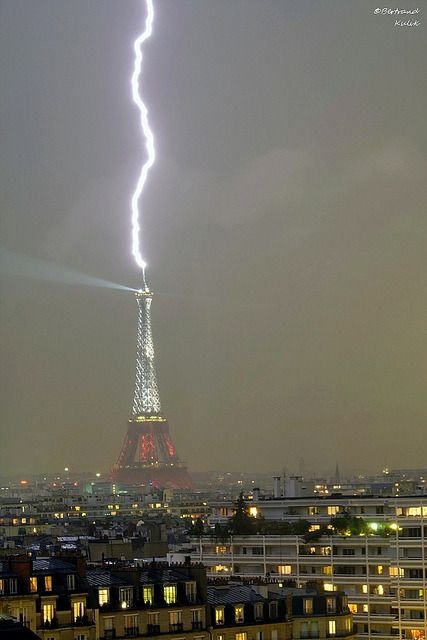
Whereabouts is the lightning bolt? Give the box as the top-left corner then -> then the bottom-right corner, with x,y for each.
131,0 -> 155,273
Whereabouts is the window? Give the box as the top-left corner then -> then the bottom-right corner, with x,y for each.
148,611 -> 160,630
271,631 -> 278,640
323,566 -> 333,575
256,633 -> 263,640
67,574 -> 75,590
389,567 -> 404,577
9,578 -> 17,594
169,610 -> 183,630
104,617 -> 115,631
164,584 -> 177,604
217,635 -> 225,640
192,609 -> 203,630
326,598 -> 336,613
269,602 -> 278,619
327,506 -> 339,516
235,605 -> 244,623
252,547 -> 263,555
0,579 -> 4,595
186,581 -> 197,603
216,546 -> 228,554
99,588 -> 110,606
310,622 -> 319,638
45,575 -> 52,591
377,585 -> 384,595
120,587 -> 133,609
76,636 -> 86,640
377,565 -> 384,575
362,584 -> 368,594
30,576 -> 37,593
215,607 -> 225,625
328,620 -> 336,637
363,604 -> 369,613
143,585 -> 154,605
324,583 -> 335,592
235,634 -> 247,640
73,600 -> 85,621
42,603 -> 55,623
301,623 -> 309,639
254,602 -> 263,620
278,565 -> 292,575
303,599 -> 313,615
125,614 -> 139,636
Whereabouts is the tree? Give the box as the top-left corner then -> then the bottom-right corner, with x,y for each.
189,518 -> 205,536
228,492 -> 256,535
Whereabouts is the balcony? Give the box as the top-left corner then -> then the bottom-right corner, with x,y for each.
104,631 -> 116,640
192,621 -> 203,630
125,627 -> 140,637
169,623 -> 184,632
147,624 -> 161,634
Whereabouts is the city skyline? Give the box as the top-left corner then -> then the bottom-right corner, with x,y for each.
1,0 -> 426,476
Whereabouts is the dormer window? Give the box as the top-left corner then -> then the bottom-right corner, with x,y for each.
30,577 -> 37,593
269,602 -> 278,619
254,602 -> 263,621
234,605 -> 244,623
186,581 -> 197,603
303,598 -> 313,615
326,597 -> 336,613
164,584 -> 177,605
67,574 -> 75,590
120,587 -> 133,609
215,607 -> 224,625
45,576 -> 52,592
99,587 -> 110,606
143,585 -> 154,605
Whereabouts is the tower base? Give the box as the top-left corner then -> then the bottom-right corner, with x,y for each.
110,463 -> 193,488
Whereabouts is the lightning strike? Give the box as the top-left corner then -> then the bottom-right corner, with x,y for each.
131,0 -> 155,273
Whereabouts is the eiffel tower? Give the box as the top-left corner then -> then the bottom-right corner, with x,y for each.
111,271 -> 192,488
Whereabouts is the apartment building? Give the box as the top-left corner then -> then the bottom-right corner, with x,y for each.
191,496 -> 427,640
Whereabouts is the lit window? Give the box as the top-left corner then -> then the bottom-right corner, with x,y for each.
377,565 -> 383,575
323,566 -> 333,575
99,588 -> 110,606
389,567 -> 404,577
0,580 -> 4,595
73,600 -> 85,621
362,584 -> 368,594
164,584 -> 177,605
120,587 -> 133,609
362,604 -> 369,613
42,603 -> 55,624
324,583 -> 335,592
303,599 -> 313,615
215,546 -> 228,554
377,585 -> 384,595
45,576 -> 52,592
278,565 -> 292,575
326,598 -> 336,613
143,585 -> 154,605
235,605 -> 244,623
30,577 -> 37,593
214,564 -> 230,574
327,506 -> 339,516
249,507 -> 258,517
235,634 -> 247,640
328,620 -> 336,636
215,607 -> 225,625
348,604 -> 357,614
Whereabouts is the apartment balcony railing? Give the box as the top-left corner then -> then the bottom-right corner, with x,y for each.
125,627 -> 139,637
104,630 -> 116,640
147,624 -> 161,634
192,621 -> 203,630
169,623 -> 184,632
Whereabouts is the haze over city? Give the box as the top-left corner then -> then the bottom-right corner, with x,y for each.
1,0 -> 426,477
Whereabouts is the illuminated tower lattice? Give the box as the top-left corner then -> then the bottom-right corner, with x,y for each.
111,272 -> 192,488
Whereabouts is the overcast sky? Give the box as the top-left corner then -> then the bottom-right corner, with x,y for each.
1,0 -> 426,478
